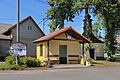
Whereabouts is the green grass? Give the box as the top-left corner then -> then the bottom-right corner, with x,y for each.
91,60 -> 120,67
0,64 -> 47,70
0,64 -> 10,70
112,55 -> 120,58
0,64 -> 25,70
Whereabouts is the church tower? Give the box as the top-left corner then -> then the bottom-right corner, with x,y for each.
82,7 -> 103,43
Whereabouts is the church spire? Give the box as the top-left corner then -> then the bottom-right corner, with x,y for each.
83,7 -> 92,38
82,7 -> 103,43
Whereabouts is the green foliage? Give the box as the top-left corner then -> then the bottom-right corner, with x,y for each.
75,0 -> 120,57
112,55 -> 120,59
114,44 -> 120,54
92,22 -> 103,37
0,56 -> 5,61
86,0 -> 120,56
106,55 -> 120,61
5,56 -> 40,67
46,0 -> 76,32
8,65 -> 24,70
6,50 -> 11,56
87,58 -> 93,63
0,64 -> 25,70
19,57 -> 40,67
5,56 -> 16,65
85,43 -> 93,51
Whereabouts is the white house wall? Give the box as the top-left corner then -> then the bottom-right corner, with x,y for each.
11,18 -> 44,57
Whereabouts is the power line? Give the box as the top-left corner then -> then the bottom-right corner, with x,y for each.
38,18 -> 48,25
36,0 -> 48,5
37,17 -> 49,31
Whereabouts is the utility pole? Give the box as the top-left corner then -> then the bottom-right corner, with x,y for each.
16,0 -> 20,65
10,0 -> 26,65
17,0 -> 20,42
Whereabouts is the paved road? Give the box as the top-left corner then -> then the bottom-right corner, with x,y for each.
0,66 -> 120,80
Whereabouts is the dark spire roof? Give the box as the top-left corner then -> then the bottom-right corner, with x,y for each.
83,8 -> 104,43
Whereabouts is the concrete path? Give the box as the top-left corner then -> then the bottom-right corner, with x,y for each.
52,64 -> 88,68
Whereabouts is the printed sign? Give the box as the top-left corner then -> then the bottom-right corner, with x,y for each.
10,42 -> 27,56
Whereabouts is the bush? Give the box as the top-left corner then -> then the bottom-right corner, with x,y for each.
5,56 -> 40,67
20,57 -> 40,67
0,64 -> 25,70
5,56 -> 16,65
0,56 -> 5,61
106,55 -> 120,62
9,65 -> 25,70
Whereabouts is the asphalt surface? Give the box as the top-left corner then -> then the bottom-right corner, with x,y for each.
0,66 -> 120,80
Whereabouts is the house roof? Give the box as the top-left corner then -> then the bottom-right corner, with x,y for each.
83,32 -> 104,43
0,23 -> 12,40
116,36 -> 120,44
0,23 -> 12,34
89,33 -> 104,43
0,34 -> 11,40
33,26 -> 92,43
3,16 -> 45,36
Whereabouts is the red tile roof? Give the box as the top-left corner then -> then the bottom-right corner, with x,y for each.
116,36 -> 120,44
33,26 -> 92,43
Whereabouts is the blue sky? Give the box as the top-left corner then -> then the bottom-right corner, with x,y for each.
0,0 -> 97,35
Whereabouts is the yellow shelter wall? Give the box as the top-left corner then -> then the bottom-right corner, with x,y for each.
36,42 -> 48,62
36,40 -> 81,62
49,40 -> 80,62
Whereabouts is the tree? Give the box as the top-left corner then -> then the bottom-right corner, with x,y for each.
46,0 -> 76,32
91,0 -> 120,56
75,0 -> 120,56
46,0 -> 120,56
92,22 -> 102,37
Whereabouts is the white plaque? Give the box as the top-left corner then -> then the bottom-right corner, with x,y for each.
10,42 -> 27,56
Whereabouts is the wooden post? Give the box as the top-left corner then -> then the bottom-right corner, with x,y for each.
82,43 -> 84,58
80,42 -> 85,65
47,41 -> 51,67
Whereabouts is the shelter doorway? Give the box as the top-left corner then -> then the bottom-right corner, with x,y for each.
59,45 -> 67,64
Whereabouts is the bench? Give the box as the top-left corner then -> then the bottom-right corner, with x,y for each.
68,59 -> 80,64
50,60 -> 59,64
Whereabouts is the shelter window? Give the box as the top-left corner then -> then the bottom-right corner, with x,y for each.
40,44 -> 43,56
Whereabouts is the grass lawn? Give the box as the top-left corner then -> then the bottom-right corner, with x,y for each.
0,64 -> 25,70
0,63 -> 47,70
91,60 -> 120,67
